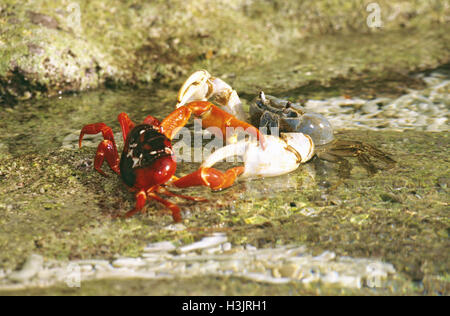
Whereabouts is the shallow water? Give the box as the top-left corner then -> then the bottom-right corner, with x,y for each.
0,66 -> 449,295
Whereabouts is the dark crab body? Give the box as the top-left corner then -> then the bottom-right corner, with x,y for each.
120,124 -> 175,189
250,92 -> 396,177
250,92 -> 334,145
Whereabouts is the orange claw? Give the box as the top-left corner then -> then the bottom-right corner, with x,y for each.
160,101 -> 266,149
172,166 -> 244,191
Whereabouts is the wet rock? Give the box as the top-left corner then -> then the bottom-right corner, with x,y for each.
1,1 -> 448,105
27,11 -> 59,29
179,233 -> 227,253
112,258 -> 147,268
143,241 -> 176,253
278,263 -> 300,278
0,243 -> 398,291
164,223 -> 186,231
8,254 -> 44,282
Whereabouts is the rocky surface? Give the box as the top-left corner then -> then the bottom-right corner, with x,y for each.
0,234 -> 396,291
0,0 -> 448,296
1,0 -> 449,105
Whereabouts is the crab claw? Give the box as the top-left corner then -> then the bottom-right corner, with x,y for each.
176,70 -> 211,108
161,101 -> 266,149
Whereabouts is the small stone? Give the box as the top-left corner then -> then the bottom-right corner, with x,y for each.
179,233 -> 227,253
271,268 -> 281,278
220,260 -> 240,272
361,101 -> 379,114
222,242 -> 232,251
8,254 -> 44,282
202,245 -> 223,254
245,244 -> 257,251
143,241 -> 176,253
278,263 -> 299,278
112,258 -> 146,268
314,251 -> 336,262
164,223 -> 186,231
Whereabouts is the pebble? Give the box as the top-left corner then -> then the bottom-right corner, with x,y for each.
179,233 -> 227,253
143,241 -> 176,253
112,258 -> 147,268
313,251 -> 336,262
299,207 -> 318,217
8,254 -> 44,282
164,223 -> 186,231
222,242 -> 232,252
202,245 -> 223,255
245,244 -> 257,251
2,241 -> 397,290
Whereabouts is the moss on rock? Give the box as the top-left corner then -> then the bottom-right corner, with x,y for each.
1,0 -> 449,105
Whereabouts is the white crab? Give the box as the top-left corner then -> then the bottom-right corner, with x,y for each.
176,70 -> 316,180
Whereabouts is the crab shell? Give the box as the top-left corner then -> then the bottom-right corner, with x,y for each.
250,92 -> 335,146
201,133 -> 315,179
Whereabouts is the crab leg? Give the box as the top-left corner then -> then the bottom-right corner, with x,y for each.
124,190 -> 147,218
123,188 -> 183,222
160,101 -> 266,148
142,115 -> 161,127
147,191 -> 183,222
93,140 -> 120,176
79,122 -> 120,176
172,166 -> 244,191
79,123 -> 116,148
156,186 -> 207,202
117,113 -> 135,143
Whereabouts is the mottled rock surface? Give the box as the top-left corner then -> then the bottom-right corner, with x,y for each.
1,0 -> 449,105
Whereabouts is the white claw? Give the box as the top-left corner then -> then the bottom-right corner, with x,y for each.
176,70 -> 211,108
259,91 -> 266,103
177,70 -> 246,121
201,133 -> 315,179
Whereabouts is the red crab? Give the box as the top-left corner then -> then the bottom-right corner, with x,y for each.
79,101 -> 265,222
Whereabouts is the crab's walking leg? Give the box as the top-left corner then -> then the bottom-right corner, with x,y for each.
94,140 -> 120,176
117,113 -> 135,143
160,101 -> 266,149
79,122 -> 120,176
124,190 -> 147,218
147,192 -> 182,222
157,186 -> 207,202
123,189 -> 183,222
79,123 -> 116,148
172,166 -> 244,191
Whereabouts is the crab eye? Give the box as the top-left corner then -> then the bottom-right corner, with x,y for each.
283,108 -> 299,118
297,113 -> 334,145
